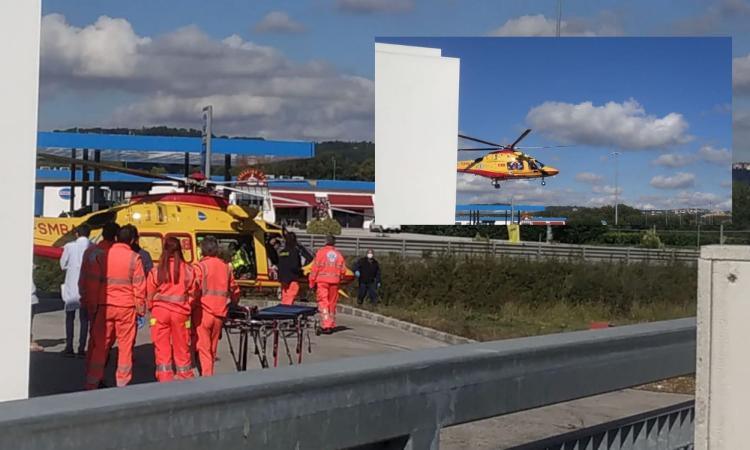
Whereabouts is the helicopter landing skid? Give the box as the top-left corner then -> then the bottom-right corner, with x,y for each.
491,180 -> 501,189
541,178 -> 546,186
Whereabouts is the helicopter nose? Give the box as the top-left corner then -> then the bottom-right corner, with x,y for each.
544,167 -> 559,176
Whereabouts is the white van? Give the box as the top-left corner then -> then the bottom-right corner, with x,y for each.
369,222 -> 401,233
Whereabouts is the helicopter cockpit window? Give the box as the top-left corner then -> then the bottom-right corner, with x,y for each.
507,160 -> 523,170
196,234 -> 256,280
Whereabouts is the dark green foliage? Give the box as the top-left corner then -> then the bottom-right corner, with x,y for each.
259,141 -> 374,181
33,257 -> 64,293
733,181 -> 750,228
358,254 -> 696,317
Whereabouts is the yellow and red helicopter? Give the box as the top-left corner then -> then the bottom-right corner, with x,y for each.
33,153 -> 355,294
457,128 -> 564,189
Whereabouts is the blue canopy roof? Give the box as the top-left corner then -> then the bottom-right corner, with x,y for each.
37,132 -> 314,158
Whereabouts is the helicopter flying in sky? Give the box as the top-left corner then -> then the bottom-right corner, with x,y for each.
457,128 -> 564,189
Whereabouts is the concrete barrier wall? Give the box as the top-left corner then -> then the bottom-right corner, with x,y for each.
0,318 -> 695,450
695,246 -> 750,450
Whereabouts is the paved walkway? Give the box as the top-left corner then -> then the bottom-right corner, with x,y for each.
29,297 -> 442,397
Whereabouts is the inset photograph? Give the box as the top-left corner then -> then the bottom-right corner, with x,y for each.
375,37 -> 732,226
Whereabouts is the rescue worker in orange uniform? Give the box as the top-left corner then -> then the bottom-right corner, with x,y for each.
84,224 -> 146,390
79,222 -> 120,369
192,236 -> 240,376
146,237 -> 196,382
309,235 -> 348,334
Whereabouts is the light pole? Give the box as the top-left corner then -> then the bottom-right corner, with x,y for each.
332,157 -> 336,180
611,152 -> 620,226
556,0 -> 562,37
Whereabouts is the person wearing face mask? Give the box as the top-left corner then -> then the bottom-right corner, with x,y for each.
353,249 -> 381,306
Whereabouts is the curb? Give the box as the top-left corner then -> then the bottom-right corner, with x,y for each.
245,299 -> 476,346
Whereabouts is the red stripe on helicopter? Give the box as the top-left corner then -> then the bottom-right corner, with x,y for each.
34,245 -> 63,259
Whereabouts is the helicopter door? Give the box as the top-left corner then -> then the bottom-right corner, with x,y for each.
139,233 -> 163,264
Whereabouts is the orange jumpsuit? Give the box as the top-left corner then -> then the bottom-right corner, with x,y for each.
309,245 -> 347,330
280,282 -> 300,305
85,243 -> 146,390
79,240 -> 113,365
192,256 -> 240,376
146,260 -> 196,382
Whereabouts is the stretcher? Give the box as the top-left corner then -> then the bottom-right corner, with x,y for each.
223,303 -> 318,370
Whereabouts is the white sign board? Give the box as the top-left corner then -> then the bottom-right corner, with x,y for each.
375,43 -> 460,225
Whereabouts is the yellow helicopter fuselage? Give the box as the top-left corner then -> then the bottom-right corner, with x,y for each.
34,192 -> 354,290
457,150 -> 559,181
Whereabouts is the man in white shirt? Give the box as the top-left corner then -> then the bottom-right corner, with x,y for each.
60,223 -> 93,358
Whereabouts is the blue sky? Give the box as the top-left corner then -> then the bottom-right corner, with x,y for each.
37,0 -> 750,209
377,37 -> 732,209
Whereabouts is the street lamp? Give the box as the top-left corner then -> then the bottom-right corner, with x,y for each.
611,152 -> 620,226
332,157 -> 336,180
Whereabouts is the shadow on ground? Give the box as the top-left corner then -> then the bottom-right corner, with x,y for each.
30,343 -> 157,397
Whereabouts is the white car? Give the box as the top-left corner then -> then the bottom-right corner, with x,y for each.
369,223 -> 401,233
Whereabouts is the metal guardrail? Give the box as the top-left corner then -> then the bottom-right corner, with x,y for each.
507,400 -> 695,450
0,318 -> 695,449
301,234 -> 700,265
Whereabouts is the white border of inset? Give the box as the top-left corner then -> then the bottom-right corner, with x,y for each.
0,0 -> 41,401
375,43 -> 460,225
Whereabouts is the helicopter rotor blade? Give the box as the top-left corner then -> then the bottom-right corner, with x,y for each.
458,134 -> 503,148
458,147 -> 501,152
38,152 -> 185,184
515,145 -> 574,149
510,128 -> 532,149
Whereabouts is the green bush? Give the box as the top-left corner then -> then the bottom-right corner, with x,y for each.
350,254 -> 696,317
33,257 -> 64,293
640,229 -> 664,249
306,217 -> 342,235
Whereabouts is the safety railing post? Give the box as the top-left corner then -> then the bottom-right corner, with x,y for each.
402,239 -> 406,257
356,237 -> 360,256
627,248 -> 631,264
447,241 -> 452,255
581,246 -> 586,261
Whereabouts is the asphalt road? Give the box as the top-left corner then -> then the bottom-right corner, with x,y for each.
29,296 -> 691,449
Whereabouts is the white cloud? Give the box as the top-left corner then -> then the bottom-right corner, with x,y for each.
653,153 -> 694,168
487,12 -> 624,37
575,172 -> 603,184
592,185 -> 622,195
488,14 -> 596,36
526,99 -> 690,150
40,14 -> 150,79
635,191 -> 730,210
697,145 -> 732,165
650,172 -> 696,189
254,11 -> 306,34
671,0 -> 750,35
336,0 -> 413,14
39,15 -> 373,140
733,53 -> 750,95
